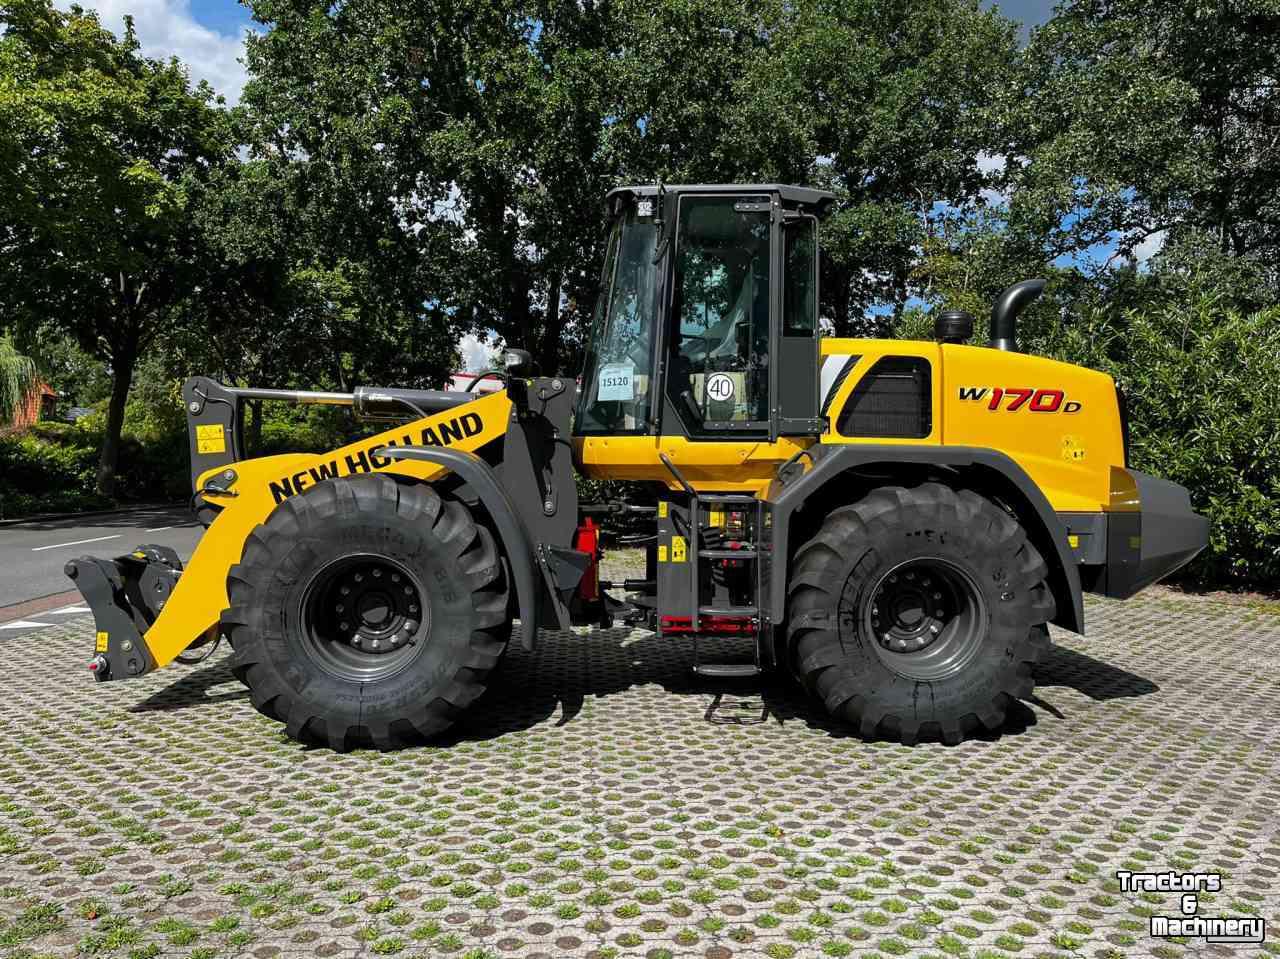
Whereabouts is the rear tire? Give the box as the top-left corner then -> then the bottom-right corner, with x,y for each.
223,474 -> 510,750
787,482 -> 1053,745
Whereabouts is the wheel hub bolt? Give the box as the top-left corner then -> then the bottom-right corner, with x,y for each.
355,574 -> 363,582
340,621 -> 350,632
371,639 -> 380,649
409,604 -> 418,613
373,569 -> 381,577
391,574 -> 400,583
341,586 -> 350,595
336,604 -> 345,613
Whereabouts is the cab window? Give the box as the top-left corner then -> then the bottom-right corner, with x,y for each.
667,196 -> 771,431
575,206 -> 659,434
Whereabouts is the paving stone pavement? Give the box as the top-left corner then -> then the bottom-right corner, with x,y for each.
1,577 -> 1277,959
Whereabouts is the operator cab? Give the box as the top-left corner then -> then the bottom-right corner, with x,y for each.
575,184 -> 835,446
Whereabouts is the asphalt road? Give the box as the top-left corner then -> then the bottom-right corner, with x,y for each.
0,505 -> 203,611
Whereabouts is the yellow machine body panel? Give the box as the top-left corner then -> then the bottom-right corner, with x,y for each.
576,339 -> 1124,513
936,343 -> 1125,511
575,434 -> 815,493
818,339 -> 1125,512
140,389 -> 513,668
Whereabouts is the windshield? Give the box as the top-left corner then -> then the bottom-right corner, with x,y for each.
574,204 -> 659,434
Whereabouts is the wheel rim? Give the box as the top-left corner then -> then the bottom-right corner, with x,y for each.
298,553 -> 431,682
857,557 -> 986,682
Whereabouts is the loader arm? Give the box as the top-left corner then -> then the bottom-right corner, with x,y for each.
69,388 -> 513,679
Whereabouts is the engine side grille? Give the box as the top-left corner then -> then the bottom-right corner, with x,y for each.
835,356 -> 932,439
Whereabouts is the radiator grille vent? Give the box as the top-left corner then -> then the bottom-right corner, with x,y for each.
835,356 -> 932,438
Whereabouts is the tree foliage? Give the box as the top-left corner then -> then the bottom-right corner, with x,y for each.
0,0 -> 235,493
1006,0 -> 1280,290
0,335 -> 38,425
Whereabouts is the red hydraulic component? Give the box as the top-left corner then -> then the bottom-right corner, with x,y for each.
660,615 -> 757,635
574,517 -> 600,600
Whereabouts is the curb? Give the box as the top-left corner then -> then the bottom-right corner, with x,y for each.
0,589 -> 83,626
0,501 -> 184,528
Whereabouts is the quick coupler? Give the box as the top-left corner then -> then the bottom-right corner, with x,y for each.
64,545 -> 181,681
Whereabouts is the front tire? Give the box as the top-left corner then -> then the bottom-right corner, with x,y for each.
787,482 -> 1053,745
223,474 -> 510,750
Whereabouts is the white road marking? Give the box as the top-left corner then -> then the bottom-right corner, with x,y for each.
48,606 -> 91,615
0,620 -> 53,630
145,526 -> 172,532
30,534 -> 122,552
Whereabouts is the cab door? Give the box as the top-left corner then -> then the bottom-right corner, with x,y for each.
662,193 -> 773,438
660,192 -> 820,442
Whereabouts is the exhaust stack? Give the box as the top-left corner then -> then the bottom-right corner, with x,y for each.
989,279 -> 1046,352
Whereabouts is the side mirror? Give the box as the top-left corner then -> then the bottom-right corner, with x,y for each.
503,349 -> 534,377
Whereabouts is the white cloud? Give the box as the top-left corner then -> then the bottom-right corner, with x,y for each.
1133,230 -> 1166,265
60,0 -> 250,103
976,152 -> 1007,175
458,333 -> 496,372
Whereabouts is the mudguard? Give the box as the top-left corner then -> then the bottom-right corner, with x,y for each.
764,444 -> 1086,635
378,445 -> 543,649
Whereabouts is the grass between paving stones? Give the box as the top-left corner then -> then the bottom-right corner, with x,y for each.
0,563 -> 1277,958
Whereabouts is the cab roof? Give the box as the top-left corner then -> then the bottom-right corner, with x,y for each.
606,183 -> 836,215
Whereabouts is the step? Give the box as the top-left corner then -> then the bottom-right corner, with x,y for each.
698,606 -> 759,617
693,663 -> 762,678
700,549 -> 758,559
696,494 -> 760,503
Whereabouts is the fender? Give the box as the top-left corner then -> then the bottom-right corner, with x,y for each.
765,444 -> 1085,635
379,445 -> 542,651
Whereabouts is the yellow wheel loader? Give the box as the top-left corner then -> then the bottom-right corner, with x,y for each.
66,184 -> 1209,748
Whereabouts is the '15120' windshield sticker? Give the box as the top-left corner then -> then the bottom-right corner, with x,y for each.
598,363 -> 635,402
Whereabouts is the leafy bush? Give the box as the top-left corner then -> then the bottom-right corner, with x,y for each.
0,407 -> 190,518
0,428 -> 109,517
1033,301 -> 1280,587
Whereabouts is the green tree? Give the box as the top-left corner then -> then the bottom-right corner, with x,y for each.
0,335 -> 38,425
754,0 -> 1020,332
1006,0 -> 1280,297
0,0 -> 234,495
